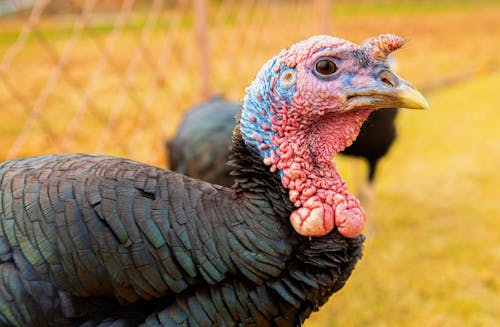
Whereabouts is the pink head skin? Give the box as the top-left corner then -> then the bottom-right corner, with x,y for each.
241,34 -> 428,238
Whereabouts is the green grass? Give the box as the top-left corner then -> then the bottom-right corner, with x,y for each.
331,0 -> 500,16
0,11 -> 197,46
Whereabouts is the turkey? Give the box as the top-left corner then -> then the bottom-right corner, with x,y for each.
0,34 -> 428,326
167,95 -> 240,188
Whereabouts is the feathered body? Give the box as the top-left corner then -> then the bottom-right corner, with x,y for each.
0,147 -> 361,326
0,34 -> 427,325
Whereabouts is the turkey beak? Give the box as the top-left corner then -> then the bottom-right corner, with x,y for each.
346,70 -> 430,111
388,78 -> 430,110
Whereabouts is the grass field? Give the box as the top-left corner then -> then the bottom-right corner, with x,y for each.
0,1 -> 499,326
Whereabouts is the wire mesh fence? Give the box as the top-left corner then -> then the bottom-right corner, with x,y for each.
0,0 -> 498,167
0,0 -> 334,166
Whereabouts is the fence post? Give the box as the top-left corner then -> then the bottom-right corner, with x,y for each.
317,0 -> 332,34
194,0 -> 211,99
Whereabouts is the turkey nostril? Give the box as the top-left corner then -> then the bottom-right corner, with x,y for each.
381,77 -> 393,87
378,71 -> 399,88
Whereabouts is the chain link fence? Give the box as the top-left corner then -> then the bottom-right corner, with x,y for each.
0,0 -> 334,166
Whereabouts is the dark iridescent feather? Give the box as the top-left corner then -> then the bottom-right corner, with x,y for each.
0,131 -> 363,325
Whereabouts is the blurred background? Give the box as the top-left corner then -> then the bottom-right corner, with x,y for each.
0,0 -> 499,326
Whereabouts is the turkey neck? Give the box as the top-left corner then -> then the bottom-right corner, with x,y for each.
229,124 -> 296,221
223,127 -> 366,323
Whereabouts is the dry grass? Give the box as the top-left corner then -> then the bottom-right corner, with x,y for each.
0,1 -> 499,326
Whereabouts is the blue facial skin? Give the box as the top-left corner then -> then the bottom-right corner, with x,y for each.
240,45 -> 393,180
240,55 -> 296,179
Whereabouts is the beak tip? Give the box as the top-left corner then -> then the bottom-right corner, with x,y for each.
415,98 -> 430,111
399,85 -> 430,111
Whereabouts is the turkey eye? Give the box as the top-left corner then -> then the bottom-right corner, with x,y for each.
313,58 -> 338,78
